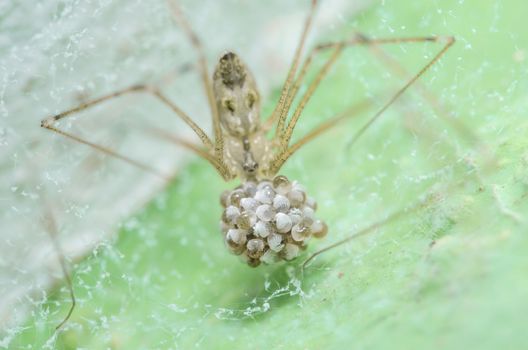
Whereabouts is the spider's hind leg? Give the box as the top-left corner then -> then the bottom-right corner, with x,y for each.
40,201 -> 75,331
300,183 -> 453,272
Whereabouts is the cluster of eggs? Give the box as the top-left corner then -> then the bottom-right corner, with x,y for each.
220,175 -> 327,267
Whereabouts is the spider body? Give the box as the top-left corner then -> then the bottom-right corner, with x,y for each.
213,52 -> 273,181
212,52 -> 328,266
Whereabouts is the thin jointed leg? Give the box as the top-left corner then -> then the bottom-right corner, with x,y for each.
272,36 -> 452,144
41,84 -> 215,181
264,0 -> 319,134
268,35 -> 455,174
345,36 -> 454,150
167,0 -> 225,161
355,32 -> 479,145
269,98 -> 374,173
41,203 -> 75,331
301,184 -> 446,271
149,127 -> 233,180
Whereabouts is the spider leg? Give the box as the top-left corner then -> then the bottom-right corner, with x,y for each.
268,35 -> 455,174
268,98 -> 373,174
355,32 -> 479,143
167,0 -> 227,169
149,127 -> 233,181
41,84 -> 214,182
277,44 -> 344,149
301,186 -> 442,272
342,36 -> 455,149
264,0 -> 319,135
263,40 -> 335,133
268,36 -> 451,137
40,201 -> 75,331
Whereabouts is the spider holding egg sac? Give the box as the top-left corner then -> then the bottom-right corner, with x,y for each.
41,0 -> 456,329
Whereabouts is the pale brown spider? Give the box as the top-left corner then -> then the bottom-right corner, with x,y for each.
41,0 -> 456,329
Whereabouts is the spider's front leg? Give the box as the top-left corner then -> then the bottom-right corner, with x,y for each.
41,83 -> 234,181
267,35 -> 455,175
40,198 -> 75,331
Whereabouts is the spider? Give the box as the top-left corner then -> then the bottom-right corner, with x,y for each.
41,0 -> 455,330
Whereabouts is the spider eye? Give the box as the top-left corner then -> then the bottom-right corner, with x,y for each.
223,98 -> 235,113
247,92 -> 257,108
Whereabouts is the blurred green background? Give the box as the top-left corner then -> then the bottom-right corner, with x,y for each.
10,0 -> 528,349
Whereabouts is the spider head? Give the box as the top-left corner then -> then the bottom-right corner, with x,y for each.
213,52 -> 261,137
